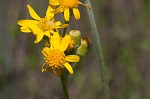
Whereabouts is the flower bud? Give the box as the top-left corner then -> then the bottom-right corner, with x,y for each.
69,30 -> 81,48
76,39 -> 89,56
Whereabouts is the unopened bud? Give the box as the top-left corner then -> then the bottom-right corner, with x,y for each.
76,39 -> 89,56
69,30 -> 81,48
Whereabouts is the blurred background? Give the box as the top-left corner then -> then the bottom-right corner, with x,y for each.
0,0 -> 150,99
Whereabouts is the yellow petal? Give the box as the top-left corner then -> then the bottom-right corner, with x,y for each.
17,20 -> 38,27
29,26 -> 42,35
64,9 -> 70,21
46,5 -> 55,20
41,63 -> 46,72
49,30 -> 55,34
55,21 -> 61,26
27,5 -> 41,20
29,26 -> 44,43
55,24 -> 69,29
65,55 -> 80,62
64,62 -> 73,74
51,32 -> 60,49
78,1 -> 92,10
34,32 -> 44,43
44,31 -> 51,38
73,8 -> 80,20
51,6 -> 64,14
20,27 -> 31,33
49,0 -> 60,5
60,35 -> 70,51
17,19 -> 38,33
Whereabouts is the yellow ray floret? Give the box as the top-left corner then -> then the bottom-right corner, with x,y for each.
49,0 -> 91,21
42,32 -> 80,76
17,5 -> 68,43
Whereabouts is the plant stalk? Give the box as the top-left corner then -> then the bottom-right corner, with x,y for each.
60,71 -> 69,99
85,0 -> 110,99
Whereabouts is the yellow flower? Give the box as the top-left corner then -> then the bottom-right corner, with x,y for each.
17,5 -> 68,43
42,32 -> 80,76
49,0 -> 91,21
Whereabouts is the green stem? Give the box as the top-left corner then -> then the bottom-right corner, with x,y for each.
60,70 -> 69,99
85,0 -> 110,99
62,21 -> 69,37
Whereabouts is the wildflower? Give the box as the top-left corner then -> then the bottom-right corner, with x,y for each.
42,32 -> 80,76
49,0 -> 91,21
17,5 -> 68,43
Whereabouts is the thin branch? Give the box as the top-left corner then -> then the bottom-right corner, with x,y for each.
85,0 -> 111,99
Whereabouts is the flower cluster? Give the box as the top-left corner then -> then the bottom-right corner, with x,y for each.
17,0 -> 90,76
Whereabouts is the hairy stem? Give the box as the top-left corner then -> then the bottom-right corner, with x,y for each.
85,0 -> 111,99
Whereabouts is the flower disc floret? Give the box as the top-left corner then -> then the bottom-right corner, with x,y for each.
43,49 -> 66,68
38,18 -> 56,31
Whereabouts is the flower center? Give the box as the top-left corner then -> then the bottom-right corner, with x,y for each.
38,18 -> 55,31
61,0 -> 78,8
43,49 -> 66,68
